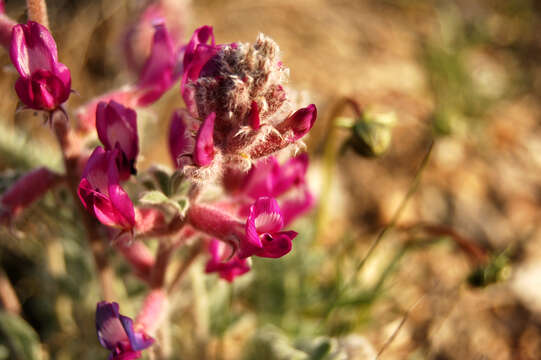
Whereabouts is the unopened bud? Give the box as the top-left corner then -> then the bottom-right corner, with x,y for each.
349,111 -> 395,157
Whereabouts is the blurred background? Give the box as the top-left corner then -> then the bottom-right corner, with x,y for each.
1,0 -> 541,359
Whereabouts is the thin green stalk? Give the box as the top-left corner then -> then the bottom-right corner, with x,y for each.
315,97 -> 362,243
320,140 -> 434,326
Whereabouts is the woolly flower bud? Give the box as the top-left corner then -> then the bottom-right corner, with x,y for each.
174,26 -> 317,182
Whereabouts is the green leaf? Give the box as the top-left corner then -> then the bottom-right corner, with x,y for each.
0,311 -> 42,360
139,190 -> 170,205
139,191 -> 190,218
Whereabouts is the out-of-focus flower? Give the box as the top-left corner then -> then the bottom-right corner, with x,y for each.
9,21 -> 71,111
0,1 -> 15,50
78,147 -> 135,231
237,153 -> 314,225
205,238 -> 250,282
0,167 -> 62,223
96,301 -> 154,360
171,26 -> 317,181
122,0 -> 187,74
77,22 -> 181,132
240,197 -> 297,259
134,21 -> 181,106
96,100 -> 139,179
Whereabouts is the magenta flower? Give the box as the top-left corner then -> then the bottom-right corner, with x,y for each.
239,154 -> 314,225
78,147 -> 135,230
77,22 -> 181,132
122,0 -> 186,74
240,197 -> 297,259
205,239 -> 250,282
135,21 -> 181,106
96,301 -> 154,360
96,100 -> 139,179
9,21 -> 71,111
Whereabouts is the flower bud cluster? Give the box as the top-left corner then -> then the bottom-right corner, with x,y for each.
169,26 -> 317,182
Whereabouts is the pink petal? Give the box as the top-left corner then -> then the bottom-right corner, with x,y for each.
96,100 -> 139,163
256,230 -> 296,258
9,22 -> 58,77
168,109 -> 194,167
193,112 -> 216,166
251,197 -> 283,234
277,104 -> 317,141
249,101 -> 260,130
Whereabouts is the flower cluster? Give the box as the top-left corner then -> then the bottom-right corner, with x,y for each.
169,26 -> 317,182
2,2 -> 317,356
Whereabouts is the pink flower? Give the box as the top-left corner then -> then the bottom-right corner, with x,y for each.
76,22 -> 181,132
9,21 -> 71,111
96,301 -> 154,360
205,239 -> 250,282
240,197 -> 297,259
135,21 -> 181,106
238,154 -> 314,225
122,0 -> 186,74
0,167 -> 62,223
78,147 -> 135,230
96,100 -> 139,179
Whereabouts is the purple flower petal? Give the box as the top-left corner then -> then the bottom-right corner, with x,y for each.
10,21 -> 57,77
96,301 -> 153,360
78,147 -> 135,230
96,100 -> 139,177
119,315 -> 154,351
168,109 -> 194,168
193,112 -> 216,166
136,22 -> 178,106
96,302 -> 127,350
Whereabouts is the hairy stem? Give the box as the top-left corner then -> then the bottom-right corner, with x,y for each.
52,112 -> 115,301
26,0 -> 48,28
0,268 -> 21,315
167,241 -> 203,294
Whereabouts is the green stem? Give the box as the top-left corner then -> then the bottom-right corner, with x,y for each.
315,97 -> 362,243
320,140 -> 434,326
